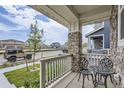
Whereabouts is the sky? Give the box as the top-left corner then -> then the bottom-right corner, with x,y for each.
0,5 -> 94,45
82,24 -> 94,43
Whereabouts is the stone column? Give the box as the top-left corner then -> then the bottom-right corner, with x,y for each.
68,20 -> 82,72
109,6 -> 124,87
110,5 -> 118,55
109,5 -> 119,70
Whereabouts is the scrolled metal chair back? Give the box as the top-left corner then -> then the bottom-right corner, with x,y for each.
99,57 -> 113,70
79,57 -> 89,70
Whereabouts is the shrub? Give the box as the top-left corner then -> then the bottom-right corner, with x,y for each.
24,77 -> 40,88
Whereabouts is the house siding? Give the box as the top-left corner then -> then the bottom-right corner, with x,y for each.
88,20 -> 110,49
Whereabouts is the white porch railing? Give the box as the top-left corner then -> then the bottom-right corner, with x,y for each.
87,49 -> 110,54
40,53 -> 110,87
40,54 -> 72,88
84,53 -> 110,66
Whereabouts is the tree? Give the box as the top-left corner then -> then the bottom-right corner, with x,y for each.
28,21 -> 43,70
50,42 -> 61,49
82,43 -> 87,49
62,41 -> 68,50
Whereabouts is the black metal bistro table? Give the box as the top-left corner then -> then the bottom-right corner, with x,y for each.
88,65 -> 99,87
88,66 -> 116,88
96,68 -> 116,88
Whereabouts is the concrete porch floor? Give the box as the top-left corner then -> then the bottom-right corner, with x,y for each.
53,72 -> 117,88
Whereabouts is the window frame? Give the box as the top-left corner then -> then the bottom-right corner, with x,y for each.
118,5 -> 124,47
88,34 -> 104,50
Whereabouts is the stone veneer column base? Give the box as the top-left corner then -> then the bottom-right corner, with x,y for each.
68,31 -> 82,72
112,47 -> 124,87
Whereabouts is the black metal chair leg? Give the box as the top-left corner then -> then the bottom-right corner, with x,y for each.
94,73 -> 97,88
94,73 -> 97,81
110,75 -> 113,84
91,74 -> 95,87
98,73 -> 100,81
87,75 -> 89,80
119,75 -> 122,85
104,75 -> 108,88
78,72 -> 81,81
100,74 -> 102,80
82,75 -> 86,88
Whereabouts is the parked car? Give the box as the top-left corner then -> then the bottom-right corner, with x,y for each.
4,48 -> 32,62
62,49 -> 68,53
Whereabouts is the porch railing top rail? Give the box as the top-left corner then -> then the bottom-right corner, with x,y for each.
87,49 -> 111,54
40,54 -> 72,62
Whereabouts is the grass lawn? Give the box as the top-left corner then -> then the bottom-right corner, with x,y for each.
4,64 -> 40,88
4,62 -> 64,88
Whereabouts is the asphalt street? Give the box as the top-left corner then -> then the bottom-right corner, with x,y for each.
0,50 -> 63,65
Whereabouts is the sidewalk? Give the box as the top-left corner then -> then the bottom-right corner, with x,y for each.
0,73 -> 16,88
0,61 -> 39,88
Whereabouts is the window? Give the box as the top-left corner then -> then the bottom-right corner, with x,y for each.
18,49 -> 24,53
7,50 -> 17,54
92,36 -> 103,49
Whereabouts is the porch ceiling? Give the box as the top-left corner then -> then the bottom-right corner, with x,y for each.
30,5 -> 112,27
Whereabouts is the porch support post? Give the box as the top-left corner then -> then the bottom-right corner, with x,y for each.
88,37 -> 91,49
110,5 -> 118,54
68,20 -> 82,72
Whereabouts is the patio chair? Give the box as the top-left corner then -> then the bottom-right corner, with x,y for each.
96,57 -> 115,87
78,57 -> 94,88
99,57 -> 113,78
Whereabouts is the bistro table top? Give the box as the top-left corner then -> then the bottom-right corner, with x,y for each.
87,65 -> 117,88
88,65 -> 116,75
97,68 -> 116,75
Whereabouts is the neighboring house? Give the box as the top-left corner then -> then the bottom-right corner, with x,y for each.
50,42 -> 61,49
85,20 -> 110,54
40,42 -> 50,49
0,39 -> 25,49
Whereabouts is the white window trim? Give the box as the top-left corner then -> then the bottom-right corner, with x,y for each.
102,22 -> 104,27
88,34 -> 105,50
118,5 -> 124,47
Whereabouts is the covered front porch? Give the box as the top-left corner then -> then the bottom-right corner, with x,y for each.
31,5 -> 124,88
39,53 -> 119,88
53,72 -> 116,88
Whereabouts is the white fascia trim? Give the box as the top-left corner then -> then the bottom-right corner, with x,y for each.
85,26 -> 104,37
